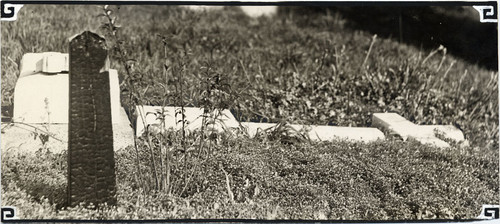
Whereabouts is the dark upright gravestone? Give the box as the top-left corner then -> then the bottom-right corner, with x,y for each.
68,31 -> 116,207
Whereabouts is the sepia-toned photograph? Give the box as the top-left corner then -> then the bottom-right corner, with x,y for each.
1,0 -> 499,221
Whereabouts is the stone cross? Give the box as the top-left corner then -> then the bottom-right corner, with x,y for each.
372,113 -> 464,148
67,31 -> 116,207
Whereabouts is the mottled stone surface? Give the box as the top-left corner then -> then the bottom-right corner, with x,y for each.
68,31 -> 116,207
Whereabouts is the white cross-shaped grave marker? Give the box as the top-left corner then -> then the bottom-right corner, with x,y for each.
372,113 -> 465,148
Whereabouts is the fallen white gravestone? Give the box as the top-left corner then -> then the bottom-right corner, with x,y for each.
135,105 -> 239,136
239,122 -> 385,142
372,113 -> 465,148
289,124 -> 384,142
2,52 -> 133,153
136,105 -> 384,142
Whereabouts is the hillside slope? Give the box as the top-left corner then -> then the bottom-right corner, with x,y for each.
0,4 -> 498,220
1,5 -> 497,148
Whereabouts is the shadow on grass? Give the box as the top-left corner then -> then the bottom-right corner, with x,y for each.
280,6 -> 498,70
1,149 -> 68,209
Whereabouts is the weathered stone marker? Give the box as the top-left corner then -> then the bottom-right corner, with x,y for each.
67,31 -> 116,207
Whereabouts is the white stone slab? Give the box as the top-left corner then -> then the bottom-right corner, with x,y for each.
239,122 -> 384,142
291,125 -> 385,142
13,52 -> 124,124
2,107 -> 134,154
372,113 -> 464,147
136,106 -> 384,142
135,106 -> 239,136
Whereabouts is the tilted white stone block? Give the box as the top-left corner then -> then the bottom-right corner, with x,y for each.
372,113 -> 465,147
13,52 -> 124,124
20,52 -> 68,77
135,106 -> 239,136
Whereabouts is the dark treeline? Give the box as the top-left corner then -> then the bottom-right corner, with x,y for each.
279,6 -> 498,70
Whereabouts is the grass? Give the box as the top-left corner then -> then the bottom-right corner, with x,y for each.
1,5 -> 497,148
1,4 -> 498,220
2,135 -> 498,219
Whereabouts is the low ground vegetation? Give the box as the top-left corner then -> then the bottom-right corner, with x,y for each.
2,135 -> 498,219
1,5 -> 498,220
2,5 -> 497,148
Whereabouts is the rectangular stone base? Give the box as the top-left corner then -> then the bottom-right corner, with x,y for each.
2,107 -> 133,154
